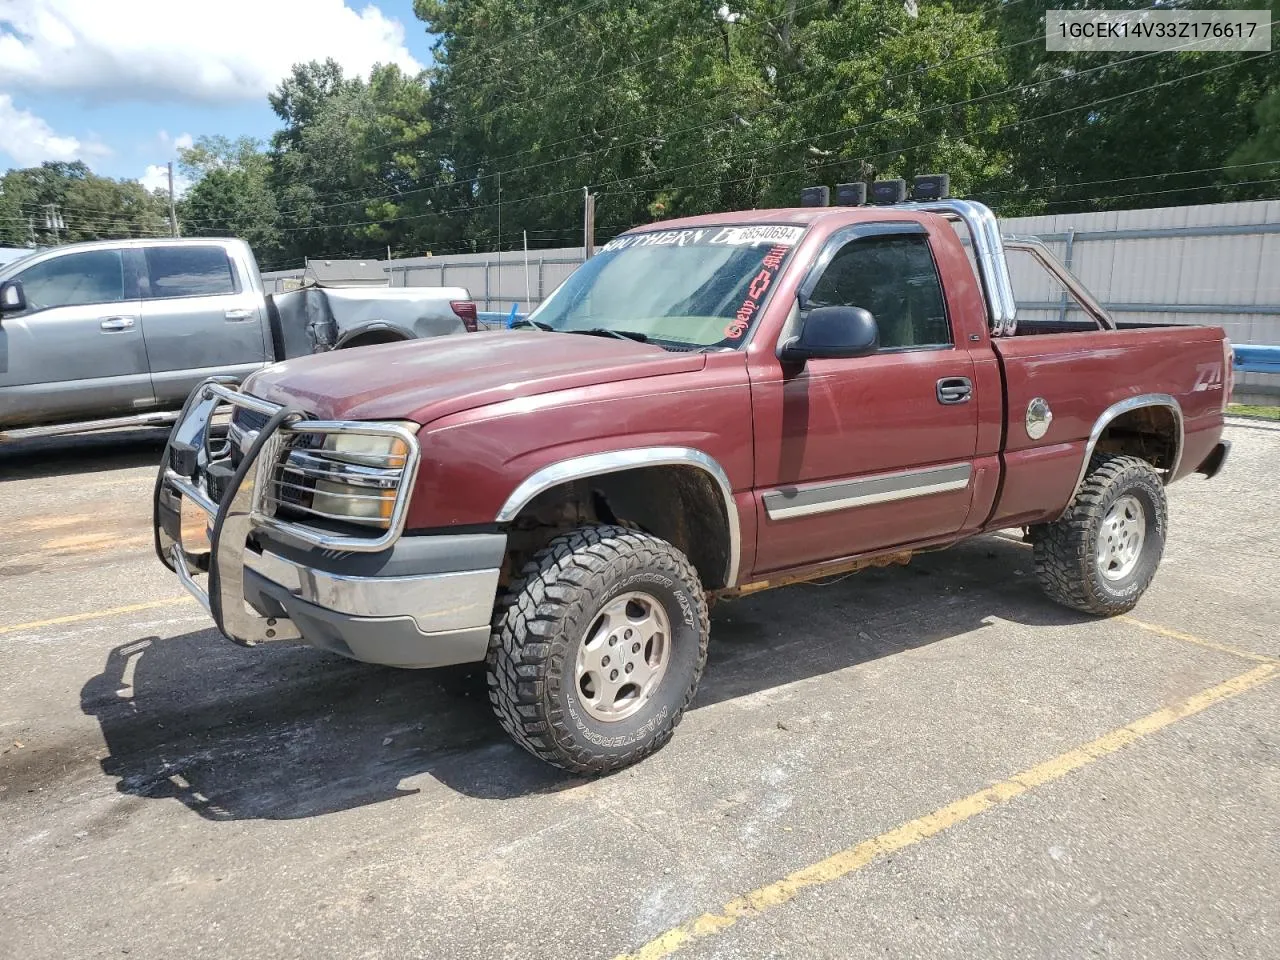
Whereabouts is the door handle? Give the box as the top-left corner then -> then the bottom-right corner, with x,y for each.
99,316 -> 136,331
224,308 -> 255,322
936,376 -> 973,404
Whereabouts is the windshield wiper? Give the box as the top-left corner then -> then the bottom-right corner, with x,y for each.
567,327 -> 649,343
510,318 -> 555,331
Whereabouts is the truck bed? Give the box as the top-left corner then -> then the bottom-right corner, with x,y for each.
982,324 -> 1229,530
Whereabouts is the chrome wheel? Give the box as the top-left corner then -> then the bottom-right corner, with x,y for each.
574,591 -> 670,722
1096,494 -> 1146,582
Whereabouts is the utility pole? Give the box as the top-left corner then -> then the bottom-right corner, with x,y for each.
27,215 -> 35,248
167,161 -> 179,237
583,187 -> 596,259
496,170 -> 502,307
523,230 -> 531,310
43,204 -> 64,244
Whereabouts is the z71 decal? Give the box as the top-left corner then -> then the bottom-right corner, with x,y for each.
1193,362 -> 1224,392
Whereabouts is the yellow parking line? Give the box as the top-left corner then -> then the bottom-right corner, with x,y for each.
0,597 -> 194,636
614,662 -> 1278,960
1119,615 -> 1279,665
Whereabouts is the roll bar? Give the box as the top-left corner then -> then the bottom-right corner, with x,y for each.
892,200 -> 1116,336
894,199 -> 1019,337
1002,235 -> 1116,331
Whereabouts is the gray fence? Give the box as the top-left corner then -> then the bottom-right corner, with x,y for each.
262,248 -> 585,313
1001,199 -> 1280,402
261,199 -> 1279,400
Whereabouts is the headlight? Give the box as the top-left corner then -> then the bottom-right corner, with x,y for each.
274,422 -> 419,529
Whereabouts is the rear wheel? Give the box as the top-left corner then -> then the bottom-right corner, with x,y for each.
1032,454 -> 1168,615
487,524 -> 710,774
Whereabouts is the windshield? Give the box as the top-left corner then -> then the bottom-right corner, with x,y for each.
528,224 -> 805,349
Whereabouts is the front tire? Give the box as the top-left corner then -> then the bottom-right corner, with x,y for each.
487,524 -> 710,774
1032,453 -> 1168,615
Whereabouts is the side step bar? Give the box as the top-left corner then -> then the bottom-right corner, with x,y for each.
0,411 -> 180,442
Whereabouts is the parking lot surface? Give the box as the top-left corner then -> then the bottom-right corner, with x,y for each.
2,420 -> 1278,959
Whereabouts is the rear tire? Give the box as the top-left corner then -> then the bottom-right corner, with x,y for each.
1032,453 -> 1167,616
487,524 -> 710,774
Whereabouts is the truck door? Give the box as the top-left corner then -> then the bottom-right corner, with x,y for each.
749,224 -> 980,573
0,246 -> 150,429
139,243 -> 269,404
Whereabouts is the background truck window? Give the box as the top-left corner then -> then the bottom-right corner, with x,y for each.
807,234 -> 951,349
15,250 -> 125,312
145,246 -> 236,299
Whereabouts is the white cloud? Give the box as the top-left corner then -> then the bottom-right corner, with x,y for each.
0,94 -> 111,167
156,130 -> 196,154
0,1 -> 423,104
138,163 -> 190,196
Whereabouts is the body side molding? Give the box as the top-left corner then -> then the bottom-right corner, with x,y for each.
495,446 -> 742,587
763,462 -> 973,521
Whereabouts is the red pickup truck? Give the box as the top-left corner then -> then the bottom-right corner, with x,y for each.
153,198 -> 1231,774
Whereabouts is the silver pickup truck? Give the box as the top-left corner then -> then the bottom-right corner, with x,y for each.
0,237 -> 476,442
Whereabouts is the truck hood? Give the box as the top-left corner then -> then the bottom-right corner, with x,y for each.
243,330 -> 708,424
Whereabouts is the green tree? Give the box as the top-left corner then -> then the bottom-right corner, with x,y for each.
0,161 -> 168,245
1228,85 -> 1280,184
989,0 -> 1280,214
266,59 -> 433,264
177,135 -> 283,265
415,0 -> 1013,248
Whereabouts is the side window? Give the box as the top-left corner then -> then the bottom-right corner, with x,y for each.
16,250 -> 125,311
807,234 -> 951,349
145,246 -> 236,299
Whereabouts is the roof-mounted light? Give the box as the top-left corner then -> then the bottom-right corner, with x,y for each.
834,182 -> 867,206
799,185 -> 830,207
869,179 -> 908,205
911,174 -> 951,202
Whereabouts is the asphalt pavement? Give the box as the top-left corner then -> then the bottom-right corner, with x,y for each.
1,419 -> 1277,960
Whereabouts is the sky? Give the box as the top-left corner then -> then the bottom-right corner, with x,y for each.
0,0 -> 435,192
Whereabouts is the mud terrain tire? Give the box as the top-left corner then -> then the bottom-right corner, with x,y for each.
1032,453 -> 1168,616
487,524 -> 710,774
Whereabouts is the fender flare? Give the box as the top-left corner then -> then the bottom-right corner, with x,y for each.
1062,393 -> 1184,514
495,446 -> 741,588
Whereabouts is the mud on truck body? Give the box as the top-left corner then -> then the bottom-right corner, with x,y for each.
153,197 -> 1232,774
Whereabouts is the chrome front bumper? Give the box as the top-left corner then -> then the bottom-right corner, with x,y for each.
152,379 -> 502,667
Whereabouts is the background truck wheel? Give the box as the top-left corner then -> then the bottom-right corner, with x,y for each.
1031,453 -> 1168,616
487,524 -> 710,775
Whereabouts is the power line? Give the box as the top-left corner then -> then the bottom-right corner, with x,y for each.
591,39 -> 1234,199
219,0 -> 838,219
201,0 -> 1034,222
599,50 -> 1276,204
1042,176 -> 1280,209
974,158 -> 1280,201
44,0 -> 1034,231
233,40 -> 1207,236
227,33 -> 1252,235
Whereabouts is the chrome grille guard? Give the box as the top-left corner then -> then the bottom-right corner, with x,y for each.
152,378 -> 421,646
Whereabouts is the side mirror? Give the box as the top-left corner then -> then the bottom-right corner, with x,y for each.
779,305 -> 879,363
0,280 -> 26,314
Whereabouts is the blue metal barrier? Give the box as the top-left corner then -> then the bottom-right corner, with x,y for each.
1234,344 -> 1280,374
476,310 -> 525,331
